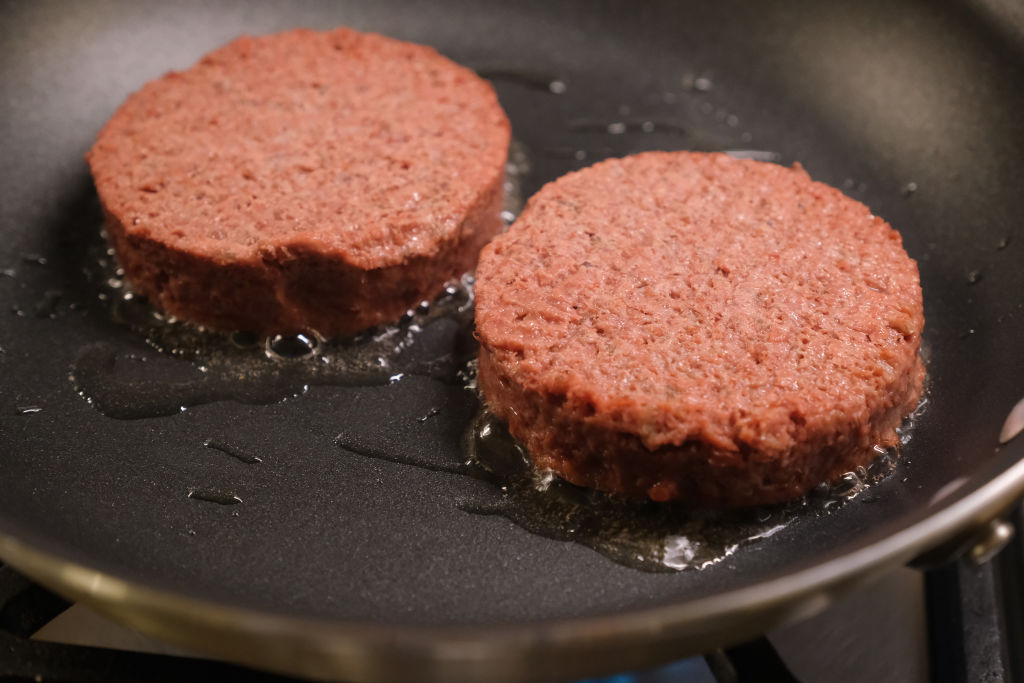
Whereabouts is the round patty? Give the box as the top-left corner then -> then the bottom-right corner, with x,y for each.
87,28 -> 510,336
474,152 -> 925,507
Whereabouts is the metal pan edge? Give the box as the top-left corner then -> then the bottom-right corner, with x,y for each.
2,455 -> 1022,683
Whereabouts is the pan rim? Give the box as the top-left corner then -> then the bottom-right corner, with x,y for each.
1,452 -> 1022,682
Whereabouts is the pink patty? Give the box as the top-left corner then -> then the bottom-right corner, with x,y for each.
475,152 -> 924,506
88,27 -> 510,335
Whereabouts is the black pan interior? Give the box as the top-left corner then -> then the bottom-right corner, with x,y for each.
1,0 -> 1023,628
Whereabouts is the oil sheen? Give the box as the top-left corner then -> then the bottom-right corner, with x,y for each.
69,140 -> 912,573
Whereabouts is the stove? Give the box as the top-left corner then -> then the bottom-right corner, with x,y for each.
1,504 -> 1020,683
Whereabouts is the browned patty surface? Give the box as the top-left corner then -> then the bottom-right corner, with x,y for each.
475,152 -> 925,506
88,28 -> 510,336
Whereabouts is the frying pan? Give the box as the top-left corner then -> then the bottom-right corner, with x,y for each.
1,0 -> 1023,680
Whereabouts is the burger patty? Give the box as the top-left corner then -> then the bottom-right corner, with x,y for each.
87,27 -> 510,336
474,152 -> 925,507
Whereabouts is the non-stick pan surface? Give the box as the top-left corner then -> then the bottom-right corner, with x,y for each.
1,0 -> 1023,681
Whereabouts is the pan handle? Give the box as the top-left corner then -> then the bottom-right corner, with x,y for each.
908,516 -> 1015,570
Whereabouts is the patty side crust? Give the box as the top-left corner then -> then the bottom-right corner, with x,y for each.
475,152 -> 925,506
88,28 -> 511,335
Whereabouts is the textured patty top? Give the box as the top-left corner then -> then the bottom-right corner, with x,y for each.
475,152 -> 924,455
87,28 -> 509,269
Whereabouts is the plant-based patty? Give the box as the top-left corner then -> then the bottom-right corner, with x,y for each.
475,152 -> 925,507
88,28 -> 510,336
